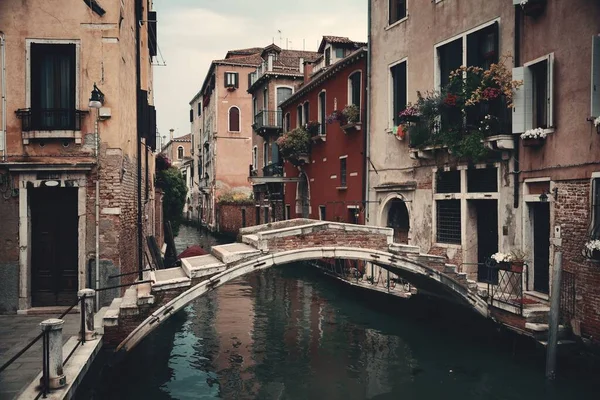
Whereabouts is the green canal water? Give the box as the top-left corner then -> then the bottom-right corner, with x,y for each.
77,225 -> 599,399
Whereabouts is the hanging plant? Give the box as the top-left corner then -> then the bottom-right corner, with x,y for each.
276,127 -> 311,161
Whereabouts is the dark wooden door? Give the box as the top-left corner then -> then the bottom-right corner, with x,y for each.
476,200 -> 499,283
533,203 -> 550,294
31,187 -> 78,306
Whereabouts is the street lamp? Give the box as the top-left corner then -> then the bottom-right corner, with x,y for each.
88,83 -> 104,109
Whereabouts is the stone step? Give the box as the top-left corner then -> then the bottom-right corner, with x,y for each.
466,279 -> 479,291
526,323 -> 570,340
388,243 -> 420,254
151,267 -> 191,292
538,339 -> 579,349
456,272 -> 468,282
523,306 -> 551,323
103,297 -> 123,327
241,234 -> 259,249
181,254 -> 227,279
137,282 -> 155,306
211,242 -> 262,264
95,306 -> 109,335
119,286 -> 140,317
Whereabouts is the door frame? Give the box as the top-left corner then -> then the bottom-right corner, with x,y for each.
522,178 -> 555,294
17,171 -> 88,311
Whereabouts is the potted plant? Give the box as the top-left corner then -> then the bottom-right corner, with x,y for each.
326,109 -> 346,125
584,239 -> 600,262
389,125 -> 406,141
276,127 -> 311,165
520,127 -> 548,147
398,105 -> 420,123
491,251 -> 526,273
342,104 -> 360,124
305,120 -> 321,136
491,252 -> 513,270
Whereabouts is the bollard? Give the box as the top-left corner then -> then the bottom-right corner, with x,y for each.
40,319 -> 66,390
78,289 -> 96,341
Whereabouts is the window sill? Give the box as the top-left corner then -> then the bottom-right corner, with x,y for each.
433,242 -> 461,249
336,186 -> 348,191
22,130 -> 82,145
385,16 -> 408,31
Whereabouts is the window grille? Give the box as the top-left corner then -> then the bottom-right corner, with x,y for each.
436,170 -> 461,193
437,200 -> 461,244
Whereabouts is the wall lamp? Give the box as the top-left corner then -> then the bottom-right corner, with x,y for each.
88,83 -> 105,109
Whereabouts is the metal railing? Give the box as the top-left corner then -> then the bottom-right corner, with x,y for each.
263,163 -> 283,177
253,110 -> 282,131
478,260 -> 527,315
15,108 -> 87,131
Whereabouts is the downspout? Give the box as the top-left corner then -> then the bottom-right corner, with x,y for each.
364,0 -> 372,224
513,5 -> 522,209
1,32 -> 6,161
95,179 -> 100,309
135,0 -> 144,280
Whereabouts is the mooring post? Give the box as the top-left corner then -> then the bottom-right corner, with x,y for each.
545,251 -> 562,380
78,288 -> 96,341
40,319 -> 66,390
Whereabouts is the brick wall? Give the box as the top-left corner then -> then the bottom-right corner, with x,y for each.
554,179 -> 600,343
217,202 -> 258,237
267,230 -> 389,253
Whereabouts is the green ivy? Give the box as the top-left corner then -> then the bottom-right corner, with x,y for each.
156,167 -> 187,236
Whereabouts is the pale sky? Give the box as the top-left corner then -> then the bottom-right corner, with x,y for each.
152,0 -> 368,141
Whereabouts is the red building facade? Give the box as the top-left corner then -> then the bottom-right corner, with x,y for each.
280,38 -> 367,224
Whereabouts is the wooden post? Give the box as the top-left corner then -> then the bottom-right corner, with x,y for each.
545,251 -> 562,380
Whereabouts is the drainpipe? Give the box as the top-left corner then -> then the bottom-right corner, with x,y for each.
135,0 -> 144,280
513,5 -> 522,209
364,0 -> 372,224
95,179 -> 100,309
1,32 -> 6,161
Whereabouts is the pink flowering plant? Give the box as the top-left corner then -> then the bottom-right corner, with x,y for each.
276,127 -> 310,160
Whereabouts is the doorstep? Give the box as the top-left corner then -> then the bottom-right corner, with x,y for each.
524,291 -> 550,304
17,307 -> 80,316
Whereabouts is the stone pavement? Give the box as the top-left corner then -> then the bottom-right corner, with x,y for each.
0,313 -> 79,400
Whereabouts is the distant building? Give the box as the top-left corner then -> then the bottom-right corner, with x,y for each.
247,44 -> 320,223
280,36 -> 367,224
161,131 -> 192,167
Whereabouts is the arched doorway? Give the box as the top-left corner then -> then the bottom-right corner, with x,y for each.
296,173 -> 310,218
386,199 -> 410,244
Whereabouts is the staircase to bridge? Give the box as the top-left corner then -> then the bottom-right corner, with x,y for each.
101,219 -> 564,354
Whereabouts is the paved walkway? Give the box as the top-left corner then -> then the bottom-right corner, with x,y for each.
0,313 -> 79,400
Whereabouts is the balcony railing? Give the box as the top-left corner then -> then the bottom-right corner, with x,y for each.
263,163 -> 283,177
249,61 -> 268,87
253,110 -> 282,131
16,108 -> 87,131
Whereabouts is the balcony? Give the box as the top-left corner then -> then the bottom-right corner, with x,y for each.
248,162 -> 299,184
249,61 -> 268,88
263,163 -> 283,177
253,110 -> 282,136
16,108 -> 88,144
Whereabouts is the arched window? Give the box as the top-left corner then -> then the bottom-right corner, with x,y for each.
177,146 -> 184,159
348,71 -> 362,109
228,106 -> 240,132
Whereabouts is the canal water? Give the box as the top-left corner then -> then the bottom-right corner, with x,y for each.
78,225 -> 599,399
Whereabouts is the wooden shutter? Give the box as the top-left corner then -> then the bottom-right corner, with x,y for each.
189,108 -> 193,123
148,11 -> 157,57
547,53 -> 554,128
592,36 -> 600,117
234,72 -> 239,88
512,67 -> 526,133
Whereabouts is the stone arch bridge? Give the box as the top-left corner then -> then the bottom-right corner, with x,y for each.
103,219 -> 490,353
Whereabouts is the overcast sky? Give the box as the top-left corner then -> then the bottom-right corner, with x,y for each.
153,0 -> 368,141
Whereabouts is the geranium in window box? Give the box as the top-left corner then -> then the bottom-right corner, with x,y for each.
583,239 -> 600,262
520,127 -> 548,147
398,105 -> 420,123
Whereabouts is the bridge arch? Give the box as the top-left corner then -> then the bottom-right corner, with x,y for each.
117,246 -> 489,353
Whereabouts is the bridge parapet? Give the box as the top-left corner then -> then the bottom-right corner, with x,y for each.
241,219 -> 394,253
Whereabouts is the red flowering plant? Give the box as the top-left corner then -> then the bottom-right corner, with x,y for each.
276,127 -> 311,161
305,120 -> 321,136
403,55 -> 522,160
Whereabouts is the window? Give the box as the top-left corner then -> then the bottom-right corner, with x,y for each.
335,48 -> 345,59
325,48 -> 331,66
197,103 -> 201,116
319,205 -> 326,221
228,106 -> 240,132
263,87 -> 268,110
177,146 -> 184,160
340,158 -> 347,187
264,206 -> 270,223
189,109 -> 193,123
318,91 -> 326,134
253,97 -> 258,117
389,0 -> 407,25
285,204 -> 291,220
224,72 -> 239,88
241,209 -> 246,228
512,54 -> 554,133
255,206 -> 261,224
436,170 -> 461,193
467,168 -> 498,193
590,178 -> 600,239
390,62 -> 407,126
297,105 -> 303,127
252,146 -> 257,170
349,72 -> 362,117
436,200 -> 461,244
591,36 -> 600,117
284,112 -> 291,132
30,43 -> 77,130
303,102 -> 310,126
263,141 -> 269,167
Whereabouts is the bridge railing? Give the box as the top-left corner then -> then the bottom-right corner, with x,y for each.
476,261 -> 527,315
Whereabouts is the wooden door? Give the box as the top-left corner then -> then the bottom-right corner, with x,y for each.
533,203 -> 550,294
476,200 -> 499,283
31,187 -> 78,306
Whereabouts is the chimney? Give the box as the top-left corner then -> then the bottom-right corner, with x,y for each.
299,57 -> 304,73
169,128 -> 174,141
303,61 -> 313,84
267,53 -> 274,71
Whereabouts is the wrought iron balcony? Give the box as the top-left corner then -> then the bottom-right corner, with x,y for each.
16,108 -> 87,131
308,122 -> 326,142
263,163 -> 283,177
253,110 -> 282,135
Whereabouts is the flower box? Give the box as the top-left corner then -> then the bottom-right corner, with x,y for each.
341,122 -> 361,134
399,115 -> 420,123
483,134 -> 514,151
522,138 -> 544,147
